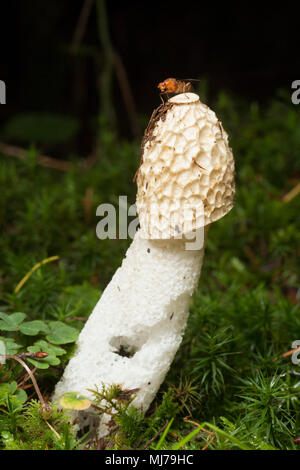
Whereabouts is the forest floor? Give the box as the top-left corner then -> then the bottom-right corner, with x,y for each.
0,89 -> 299,450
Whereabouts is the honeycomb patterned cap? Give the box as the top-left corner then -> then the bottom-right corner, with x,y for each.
136,92 -> 235,239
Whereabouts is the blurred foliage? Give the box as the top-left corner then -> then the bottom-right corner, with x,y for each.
0,88 -> 299,450
1,113 -> 80,145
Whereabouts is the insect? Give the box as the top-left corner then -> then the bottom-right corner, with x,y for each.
157,78 -> 200,102
133,101 -> 173,183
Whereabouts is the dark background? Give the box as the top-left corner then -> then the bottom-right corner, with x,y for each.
0,1 -> 299,153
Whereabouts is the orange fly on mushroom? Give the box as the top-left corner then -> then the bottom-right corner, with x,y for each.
157,78 -> 200,102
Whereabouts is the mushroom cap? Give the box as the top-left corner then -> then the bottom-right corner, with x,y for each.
136,92 -> 235,239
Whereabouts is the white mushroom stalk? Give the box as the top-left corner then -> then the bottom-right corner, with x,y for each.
54,92 -> 235,434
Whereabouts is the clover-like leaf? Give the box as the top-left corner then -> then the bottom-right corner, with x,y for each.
46,321 -> 79,345
0,312 -> 27,331
14,388 -> 27,404
27,357 -> 59,369
19,320 -> 49,336
28,340 -> 66,356
0,381 -> 27,407
27,340 -> 66,369
59,392 -> 91,411
0,336 -> 21,355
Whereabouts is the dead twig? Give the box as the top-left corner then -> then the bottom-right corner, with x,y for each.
202,434 -> 216,450
183,416 -> 214,434
18,383 -> 34,391
83,153 -> 98,170
66,316 -> 88,322
142,420 -> 169,450
272,344 -> 300,363
71,0 -> 95,53
282,181 -> 300,203
17,366 -> 37,389
170,431 -> 181,441
243,245 -> 259,266
113,52 -> 140,137
83,187 -> 94,223
0,142 -> 73,172
15,256 -> 59,294
282,345 -> 300,358
96,0 -> 116,127
0,357 -> 15,383
183,416 -> 216,450
4,355 -> 48,410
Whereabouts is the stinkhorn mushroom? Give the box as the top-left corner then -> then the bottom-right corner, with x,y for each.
54,91 -> 235,435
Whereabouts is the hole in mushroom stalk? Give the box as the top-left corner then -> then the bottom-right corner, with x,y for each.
109,336 -> 139,358
115,344 -> 135,358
